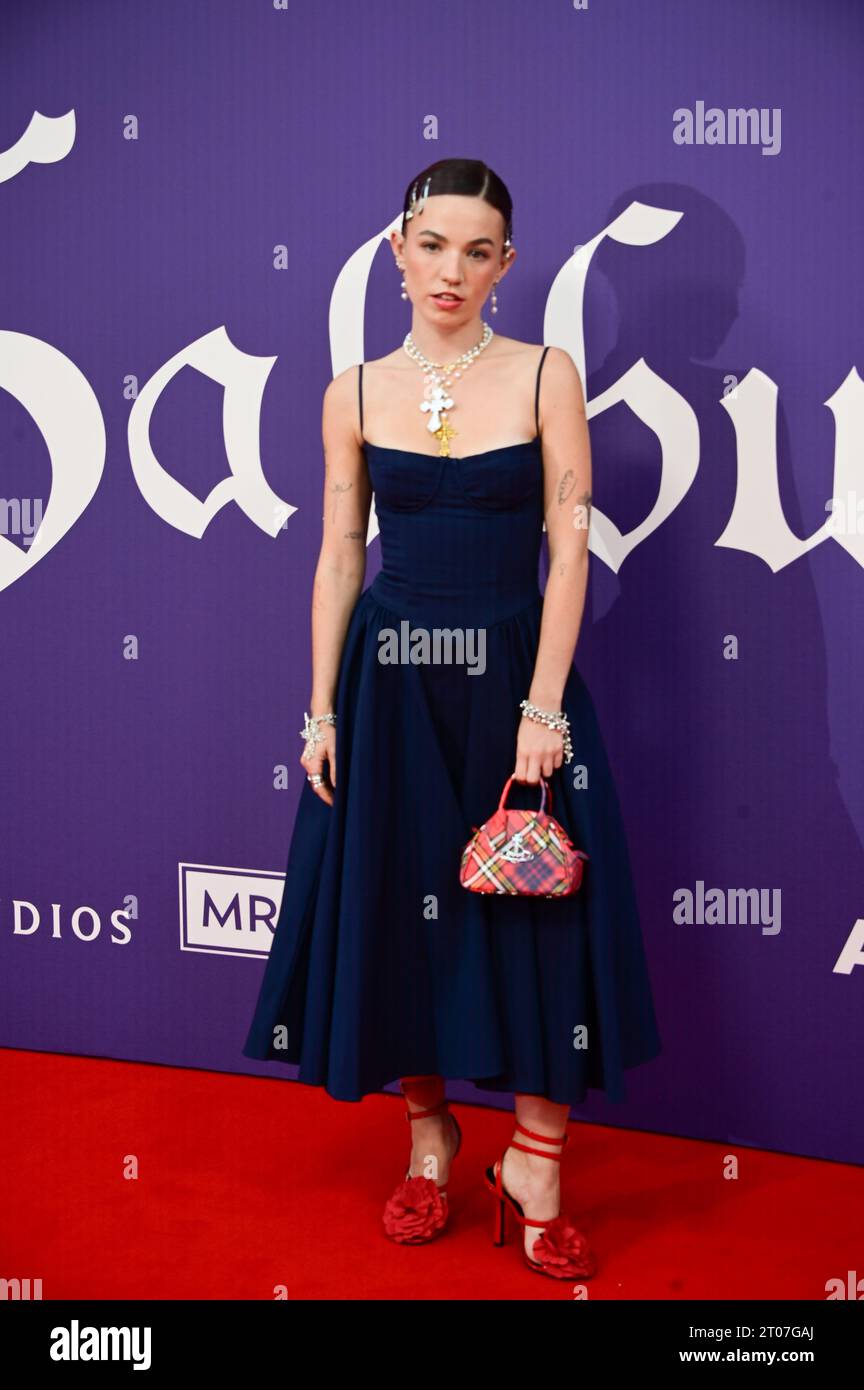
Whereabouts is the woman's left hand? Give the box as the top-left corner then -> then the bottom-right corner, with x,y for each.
513,715 -> 565,784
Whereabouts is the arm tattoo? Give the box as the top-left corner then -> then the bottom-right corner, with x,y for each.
557,470 -> 577,505
329,479 -> 352,524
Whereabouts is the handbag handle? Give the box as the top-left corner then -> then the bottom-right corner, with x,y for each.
498,773 -> 553,814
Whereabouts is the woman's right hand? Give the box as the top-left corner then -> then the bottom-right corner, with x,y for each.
300,724 -> 337,806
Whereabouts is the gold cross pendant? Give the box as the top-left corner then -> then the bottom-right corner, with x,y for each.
434,415 -> 458,457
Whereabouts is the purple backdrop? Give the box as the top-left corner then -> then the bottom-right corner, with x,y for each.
1,0 -> 862,1165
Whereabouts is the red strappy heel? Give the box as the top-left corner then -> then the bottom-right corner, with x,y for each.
482,1119 -> 597,1279
382,1079 -> 463,1244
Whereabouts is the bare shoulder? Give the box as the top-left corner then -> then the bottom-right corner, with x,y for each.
323,361 -> 362,411
538,345 -> 586,415
318,364 -> 369,461
322,362 -> 364,450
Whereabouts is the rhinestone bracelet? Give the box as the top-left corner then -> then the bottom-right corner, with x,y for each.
519,698 -> 573,763
300,710 -> 337,761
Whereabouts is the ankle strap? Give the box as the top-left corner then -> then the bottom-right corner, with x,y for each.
509,1118 -> 569,1160
405,1099 -> 449,1122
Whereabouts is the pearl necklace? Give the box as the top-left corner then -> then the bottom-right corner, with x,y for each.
403,322 -> 494,456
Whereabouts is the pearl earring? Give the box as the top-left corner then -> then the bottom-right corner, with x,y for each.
492,242 -> 512,316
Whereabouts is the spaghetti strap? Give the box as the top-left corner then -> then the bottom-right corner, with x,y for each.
535,345 -> 550,437
358,362 -> 364,438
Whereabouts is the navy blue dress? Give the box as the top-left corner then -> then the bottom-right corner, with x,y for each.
242,348 -> 661,1105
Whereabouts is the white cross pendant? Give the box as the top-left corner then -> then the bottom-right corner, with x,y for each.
420,386 -> 454,435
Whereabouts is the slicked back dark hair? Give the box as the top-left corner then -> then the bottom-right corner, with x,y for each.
400,159 -> 513,247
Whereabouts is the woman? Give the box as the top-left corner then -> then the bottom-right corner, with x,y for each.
243,158 -> 661,1282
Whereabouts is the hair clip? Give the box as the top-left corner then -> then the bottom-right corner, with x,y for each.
405,175 -> 431,222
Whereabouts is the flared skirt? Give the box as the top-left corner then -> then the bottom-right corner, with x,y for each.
242,586 -> 661,1105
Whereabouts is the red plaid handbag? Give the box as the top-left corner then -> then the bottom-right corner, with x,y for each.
459,774 -> 589,897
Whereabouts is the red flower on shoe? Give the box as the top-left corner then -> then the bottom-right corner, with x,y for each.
382,1175 -> 448,1244
529,1214 -> 597,1279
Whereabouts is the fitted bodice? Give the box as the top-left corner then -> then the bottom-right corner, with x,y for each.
364,437 -> 545,626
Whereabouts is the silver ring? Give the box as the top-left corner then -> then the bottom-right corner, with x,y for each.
307,774 -> 323,787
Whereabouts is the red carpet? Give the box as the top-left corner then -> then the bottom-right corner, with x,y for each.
2,1049 -> 859,1300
